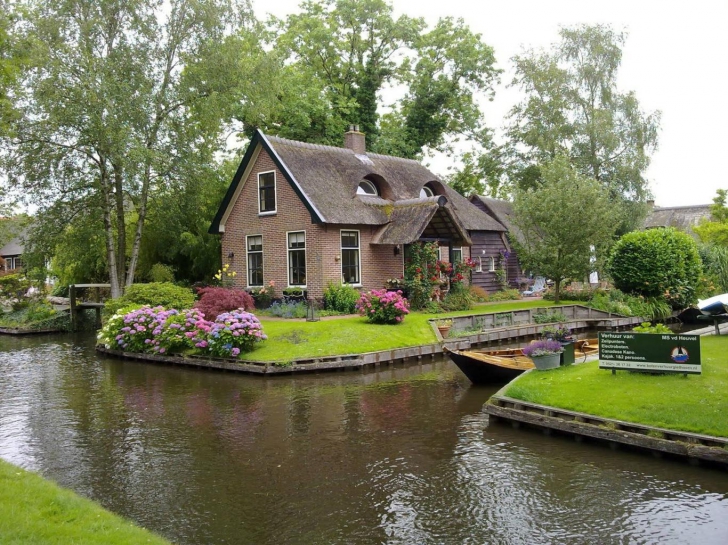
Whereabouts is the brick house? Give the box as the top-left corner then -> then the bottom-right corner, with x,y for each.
209,127 -> 508,299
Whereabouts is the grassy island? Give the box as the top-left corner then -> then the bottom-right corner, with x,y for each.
252,300 -> 575,362
0,459 -> 170,545
503,336 -> 728,438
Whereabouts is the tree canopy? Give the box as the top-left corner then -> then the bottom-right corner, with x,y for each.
3,0 -> 260,296
507,25 -> 660,231
255,0 -> 500,158
511,155 -> 619,302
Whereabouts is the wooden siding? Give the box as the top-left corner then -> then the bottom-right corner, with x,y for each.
470,198 -> 524,287
469,231 -> 508,293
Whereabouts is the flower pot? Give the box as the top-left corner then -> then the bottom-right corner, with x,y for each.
531,353 -> 560,370
437,325 -> 451,338
559,341 -> 575,365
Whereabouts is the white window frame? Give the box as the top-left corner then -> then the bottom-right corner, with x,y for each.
488,256 -> 496,272
475,257 -> 482,273
452,247 -> 462,263
286,230 -> 307,288
420,186 -> 434,198
340,229 -> 361,286
357,180 -> 378,196
246,235 -> 264,287
257,170 -> 277,215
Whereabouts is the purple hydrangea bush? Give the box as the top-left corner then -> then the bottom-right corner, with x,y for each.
356,289 -> 410,324
98,305 -> 266,358
207,309 -> 267,358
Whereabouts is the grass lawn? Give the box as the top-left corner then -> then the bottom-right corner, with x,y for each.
503,335 -> 728,438
250,299 -> 579,362
0,459 -> 170,544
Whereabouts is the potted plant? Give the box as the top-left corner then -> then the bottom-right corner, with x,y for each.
435,318 -> 453,338
541,324 -> 575,365
522,339 -> 563,370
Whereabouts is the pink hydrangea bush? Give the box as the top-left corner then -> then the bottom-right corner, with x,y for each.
206,309 -> 267,358
155,308 -> 212,354
98,305 -> 172,353
356,289 -> 410,324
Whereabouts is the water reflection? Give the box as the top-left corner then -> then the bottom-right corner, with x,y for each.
0,333 -> 727,544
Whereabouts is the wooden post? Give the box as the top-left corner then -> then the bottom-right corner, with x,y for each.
69,284 -> 77,331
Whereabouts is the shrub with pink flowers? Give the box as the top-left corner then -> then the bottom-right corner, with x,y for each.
206,309 -> 267,357
356,289 -> 410,324
97,305 -> 172,353
98,305 -> 266,358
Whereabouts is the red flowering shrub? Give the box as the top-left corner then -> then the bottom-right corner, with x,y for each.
194,287 -> 255,320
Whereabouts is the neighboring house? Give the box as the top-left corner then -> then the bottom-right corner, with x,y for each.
469,195 -> 525,287
209,127 -> 508,299
643,203 -> 712,240
0,235 -> 24,272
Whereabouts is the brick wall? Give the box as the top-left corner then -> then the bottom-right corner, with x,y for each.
220,147 -> 404,300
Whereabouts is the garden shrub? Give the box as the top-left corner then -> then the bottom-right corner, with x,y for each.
207,310 -> 267,357
268,301 -> 307,319
250,281 -> 276,309
323,282 -> 360,314
632,321 -> 672,334
533,310 -> 567,324
194,287 -> 255,320
0,274 -> 31,298
104,282 -> 195,318
98,305 -> 265,357
469,285 -> 489,303
607,227 -> 702,309
441,289 -> 473,311
489,289 -> 521,301
356,289 -> 410,324
149,263 -> 175,283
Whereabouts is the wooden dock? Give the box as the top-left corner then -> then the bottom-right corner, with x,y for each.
69,284 -> 110,330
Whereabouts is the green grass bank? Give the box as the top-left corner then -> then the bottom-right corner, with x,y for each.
0,459 -> 170,545
252,300 -> 576,362
503,335 -> 728,438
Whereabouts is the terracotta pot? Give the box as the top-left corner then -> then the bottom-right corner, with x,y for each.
437,326 -> 451,338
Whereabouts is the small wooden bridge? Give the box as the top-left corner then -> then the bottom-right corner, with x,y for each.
69,284 -> 111,329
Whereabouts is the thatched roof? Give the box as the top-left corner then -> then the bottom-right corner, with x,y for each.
210,130 -> 504,237
470,195 -> 524,244
643,205 -> 712,239
371,196 -> 471,245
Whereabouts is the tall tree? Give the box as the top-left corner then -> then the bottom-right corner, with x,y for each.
4,0 -> 260,297
264,0 -> 499,157
512,155 -> 619,302
694,189 -> 728,246
504,25 -> 659,230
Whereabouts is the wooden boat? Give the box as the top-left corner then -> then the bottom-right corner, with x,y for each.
444,339 -> 600,384
443,346 -> 534,384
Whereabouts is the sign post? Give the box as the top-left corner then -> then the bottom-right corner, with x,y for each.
598,332 -> 701,375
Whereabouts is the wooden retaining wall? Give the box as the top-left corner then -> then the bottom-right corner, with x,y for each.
485,394 -> 728,467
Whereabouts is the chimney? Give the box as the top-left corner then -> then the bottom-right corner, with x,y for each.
647,199 -> 655,208
344,125 -> 366,155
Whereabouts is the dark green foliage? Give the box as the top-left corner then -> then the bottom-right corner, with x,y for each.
698,244 -> 728,295
149,264 -> 175,284
607,228 -> 702,309
104,283 -> 195,318
441,290 -> 473,312
404,242 -> 439,310
323,283 -> 360,314
0,274 -> 30,298
488,289 -> 522,302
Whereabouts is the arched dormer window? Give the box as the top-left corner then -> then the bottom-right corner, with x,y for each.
419,185 -> 434,198
357,180 -> 379,196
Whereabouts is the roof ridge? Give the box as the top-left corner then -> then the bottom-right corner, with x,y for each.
266,134 -> 427,166
653,204 -> 711,210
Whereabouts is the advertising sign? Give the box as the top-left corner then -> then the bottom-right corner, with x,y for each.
598,332 -> 701,374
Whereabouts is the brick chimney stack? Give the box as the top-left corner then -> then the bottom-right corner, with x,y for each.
344,125 -> 366,155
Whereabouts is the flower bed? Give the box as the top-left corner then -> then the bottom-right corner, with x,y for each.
97,305 -> 266,358
356,289 -> 409,324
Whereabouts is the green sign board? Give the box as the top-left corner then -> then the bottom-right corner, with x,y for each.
598,332 -> 701,374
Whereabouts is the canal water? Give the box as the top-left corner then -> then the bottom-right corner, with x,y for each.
1,333 -> 727,544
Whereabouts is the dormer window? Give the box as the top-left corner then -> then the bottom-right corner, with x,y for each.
357,180 -> 379,196
419,186 -> 434,198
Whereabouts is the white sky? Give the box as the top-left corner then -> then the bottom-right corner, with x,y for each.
254,0 -> 727,207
